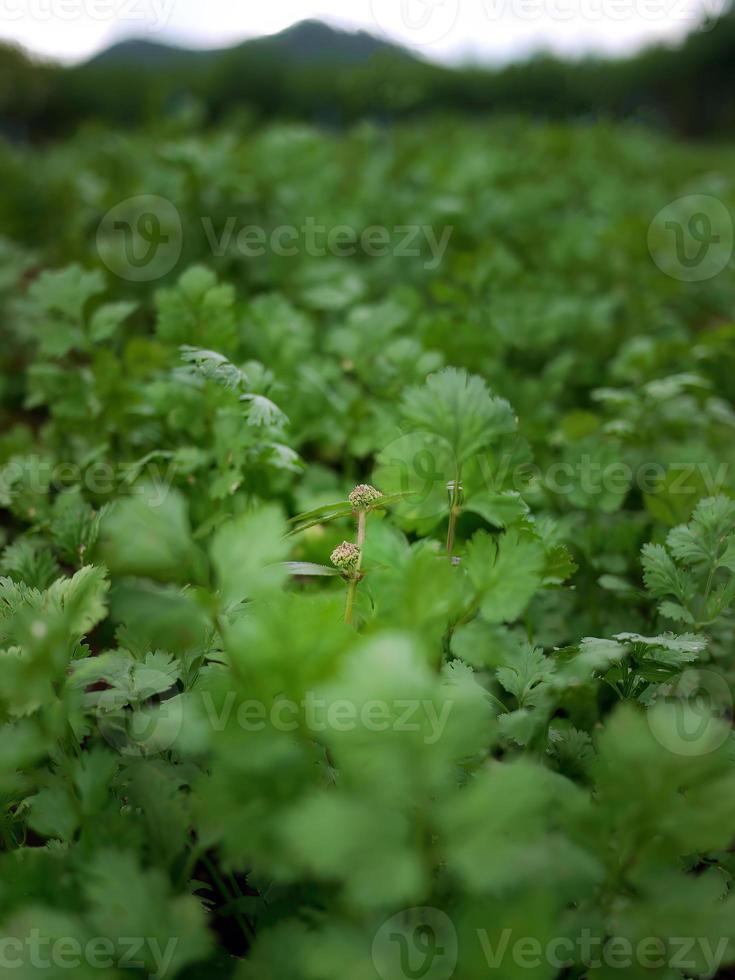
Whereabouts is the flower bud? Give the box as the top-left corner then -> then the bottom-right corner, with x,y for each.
348,484 -> 382,511
330,541 -> 361,572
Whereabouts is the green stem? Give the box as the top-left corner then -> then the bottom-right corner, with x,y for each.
344,511 -> 367,626
344,577 -> 357,625
446,471 -> 462,559
356,510 -> 366,553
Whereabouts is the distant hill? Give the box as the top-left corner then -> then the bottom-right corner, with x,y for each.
85,20 -> 416,70
84,38 -> 211,69
3,11 -> 735,139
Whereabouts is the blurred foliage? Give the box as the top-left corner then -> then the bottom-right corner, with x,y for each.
1,110 -> 735,977
3,9 -> 735,139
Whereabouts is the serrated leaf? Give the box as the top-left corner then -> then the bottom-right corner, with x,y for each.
180,345 -> 245,389
89,300 -> 136,342
401,367 -> 516,464
497,645 -> 554,706
464,489 -> 528,528
46,565 -> 109,637
465,529 -> 545,623
614,631 -> 706,667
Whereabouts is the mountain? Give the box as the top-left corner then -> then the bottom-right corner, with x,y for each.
84,39 -> 211,69
242,19 -> 411,64
5,11 -> 735,138
85,20 -> 415,71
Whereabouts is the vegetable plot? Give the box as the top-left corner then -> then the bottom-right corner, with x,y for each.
1,118 -> 735,978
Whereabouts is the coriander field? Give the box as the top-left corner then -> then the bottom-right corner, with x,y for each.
2,116 -> 735,979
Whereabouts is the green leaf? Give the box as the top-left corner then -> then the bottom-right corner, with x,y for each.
497,645 -> 554,706
401,367 -> 516,464
463,490 -> 529,528
26,784 -> 79,841
465,529 -> 545,623
89,300 -> 136,342
0,537 -> 59,589
553,637 -> 628,687
210,505 -> 288,605
240,393 -> 288,428
99,488 -> 206,585
84,850 -> 212,974
286,501 -> 355,535
46,565 -> 109,638
180,345 -> 244,389
49,489 -> 105,565
667,495 -> 735,569
110,580 -> 212,654
156,265 -> 236,351
284,562 -> 340,577
641,543 -> 692,603
614,631 -> 706,667
25,265 -> 105,356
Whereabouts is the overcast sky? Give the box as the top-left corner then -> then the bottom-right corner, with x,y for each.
1,0 -> 720,65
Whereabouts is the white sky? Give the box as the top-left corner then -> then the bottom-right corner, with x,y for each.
1,0 -> 721,65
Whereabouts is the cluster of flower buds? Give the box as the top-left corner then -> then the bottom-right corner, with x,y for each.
330,541 -> 361,573
348,484 -> 382,511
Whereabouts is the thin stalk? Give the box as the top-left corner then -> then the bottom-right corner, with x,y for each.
446,472 -> 462,559
356,510 -> 366,552
344,511 -> 366,626
344,578 -> 357,625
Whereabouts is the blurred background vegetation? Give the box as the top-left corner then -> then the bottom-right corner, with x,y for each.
3,9 -> 735,141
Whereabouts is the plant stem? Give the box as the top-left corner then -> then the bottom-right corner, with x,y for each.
344,511 -> 367,626
446,471 -> 462,558
356,510 -> 366,552
344,577 -> 357,625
